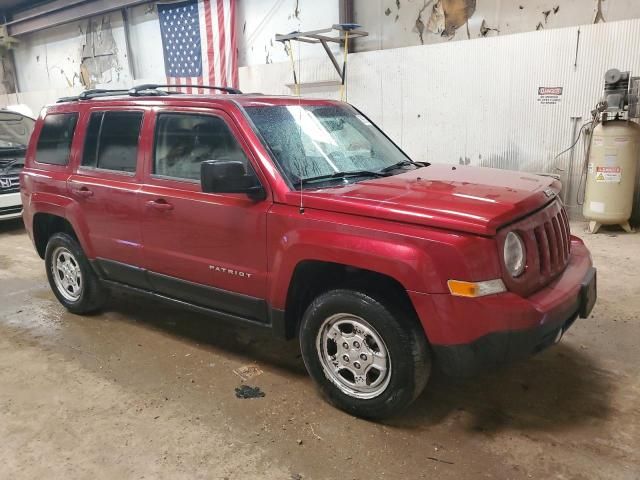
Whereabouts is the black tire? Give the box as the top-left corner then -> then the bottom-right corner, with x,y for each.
299,289 -> 430,419
44,232 -> 107,314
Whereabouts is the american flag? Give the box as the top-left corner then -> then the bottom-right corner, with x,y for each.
158,0 -> 238,93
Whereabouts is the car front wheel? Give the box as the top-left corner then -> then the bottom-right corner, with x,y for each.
299,289 -> 430,419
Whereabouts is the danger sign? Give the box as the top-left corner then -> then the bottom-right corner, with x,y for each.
595,166 -> 621,183
537,86 -> 563,105
538,87 -> 563,95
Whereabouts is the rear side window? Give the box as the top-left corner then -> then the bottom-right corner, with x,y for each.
36,113 -> 78,165
82,111 -> 143,173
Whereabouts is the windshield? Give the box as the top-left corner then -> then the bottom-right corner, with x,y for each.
245,104 -> 411,188
0,111 -> 35,148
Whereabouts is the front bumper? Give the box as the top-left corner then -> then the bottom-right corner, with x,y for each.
0,192 -> 22,220
410,239 -> 596,377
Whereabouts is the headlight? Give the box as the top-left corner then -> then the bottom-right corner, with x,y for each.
503,231 -> 526,277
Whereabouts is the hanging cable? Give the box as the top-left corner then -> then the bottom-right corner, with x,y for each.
553,121 -> 593,169
286,40 -> 300,96
340,30 -> 350,102
576,102 -> 607,205
296,31 -> 304,213
576,117 -> 601,206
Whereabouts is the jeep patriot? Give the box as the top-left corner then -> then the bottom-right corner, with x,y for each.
21,85 -> 597,419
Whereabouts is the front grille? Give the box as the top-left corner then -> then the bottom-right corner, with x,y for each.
500,199 -> 572,296
0,205 -> 22,216
533,206 -> 571,276
0,175 -> 20,194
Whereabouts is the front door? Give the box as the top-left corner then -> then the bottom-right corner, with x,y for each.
67,108 -> 147,286
139,108 -> 271,323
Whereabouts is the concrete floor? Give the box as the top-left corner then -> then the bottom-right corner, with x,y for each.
0,218 -> 639,479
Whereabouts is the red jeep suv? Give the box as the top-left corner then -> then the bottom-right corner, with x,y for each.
21,85 -> 596,419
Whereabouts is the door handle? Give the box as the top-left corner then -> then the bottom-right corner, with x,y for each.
72,186 -> 93,198
146,199 -> 174,211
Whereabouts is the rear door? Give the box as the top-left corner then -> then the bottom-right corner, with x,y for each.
138,107 -> 271,323
67,107 -> 147,286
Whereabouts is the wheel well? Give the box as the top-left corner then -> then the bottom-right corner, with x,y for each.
32,213 -> 78,259
283,260 -> 420,340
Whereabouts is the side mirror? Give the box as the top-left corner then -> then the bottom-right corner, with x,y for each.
201,160 -> 266,201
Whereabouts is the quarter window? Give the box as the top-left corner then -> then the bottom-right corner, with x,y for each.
153,113 -> 250,181
82,111 -> 143,173
36,113 -> 78,165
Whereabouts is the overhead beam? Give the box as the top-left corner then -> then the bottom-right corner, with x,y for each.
6,0 -> 150,37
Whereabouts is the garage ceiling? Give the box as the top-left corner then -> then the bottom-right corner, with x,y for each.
3,0 -> 149,36
0,0 -> 46,16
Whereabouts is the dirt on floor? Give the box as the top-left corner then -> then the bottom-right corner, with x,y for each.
0,218 -> 639,479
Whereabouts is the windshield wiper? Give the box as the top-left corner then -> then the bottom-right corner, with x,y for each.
300,170 -> 387,187
379,160 -> 430,173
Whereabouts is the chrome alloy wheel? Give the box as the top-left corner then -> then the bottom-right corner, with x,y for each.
316,313 -> 391,399
51,247 -> 83,302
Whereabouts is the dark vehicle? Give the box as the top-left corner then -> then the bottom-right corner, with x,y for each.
0,109 -> 35,220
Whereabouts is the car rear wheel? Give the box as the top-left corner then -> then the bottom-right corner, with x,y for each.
299,289 -> 430,419
45,233 -> 107,314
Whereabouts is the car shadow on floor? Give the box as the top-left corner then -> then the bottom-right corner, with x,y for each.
0,218 -> 25,235
103,290 -> 612,433
387,342 -> 614,433
106,290 -> 308,377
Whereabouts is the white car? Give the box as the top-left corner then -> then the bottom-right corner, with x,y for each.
0,110 -> 35,221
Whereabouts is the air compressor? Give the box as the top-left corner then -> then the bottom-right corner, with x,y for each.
583,69 -> 640,233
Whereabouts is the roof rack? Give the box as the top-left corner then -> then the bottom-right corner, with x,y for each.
57,89 -> 130,103
56,83 -> 242,103
130,84 -> 242,95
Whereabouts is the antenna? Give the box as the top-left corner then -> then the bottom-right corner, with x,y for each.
297,29 -> 305,215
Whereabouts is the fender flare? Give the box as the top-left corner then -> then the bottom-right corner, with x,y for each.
268,228 -> 443,310
30,192 -> 95,258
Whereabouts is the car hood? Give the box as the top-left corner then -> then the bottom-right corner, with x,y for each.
289,165 -> 561,236
0,110 -> 34,149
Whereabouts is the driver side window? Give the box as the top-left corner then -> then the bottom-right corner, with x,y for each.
153,113 -> 249,181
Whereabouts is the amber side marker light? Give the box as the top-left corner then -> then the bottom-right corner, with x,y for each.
447,279 -> 506,298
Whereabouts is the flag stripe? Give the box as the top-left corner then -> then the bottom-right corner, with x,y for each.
198,0 -> 210,88
203,0 -> 216,86
209,0 -> 221,86
229,0 -> 238,88
217,0 -> 227,86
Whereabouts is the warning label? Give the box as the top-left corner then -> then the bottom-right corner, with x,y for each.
595,166 -> 622,183
537,86 -> 563,105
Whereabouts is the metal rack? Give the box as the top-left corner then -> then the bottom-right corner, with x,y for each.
275,24 -> 367,84
57,84 -> 243,103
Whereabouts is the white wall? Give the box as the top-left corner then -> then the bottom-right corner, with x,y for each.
126,4 -> 165,83
240,18 -> 640,216
7,5 -> 169,114
14,10 -> 133,92
237,0 -> 340,67
354,0 -> 640,51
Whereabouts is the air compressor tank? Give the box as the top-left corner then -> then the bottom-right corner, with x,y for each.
583,120 -> 640,233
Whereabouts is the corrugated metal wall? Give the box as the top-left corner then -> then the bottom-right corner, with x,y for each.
240,18 -> 640,219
